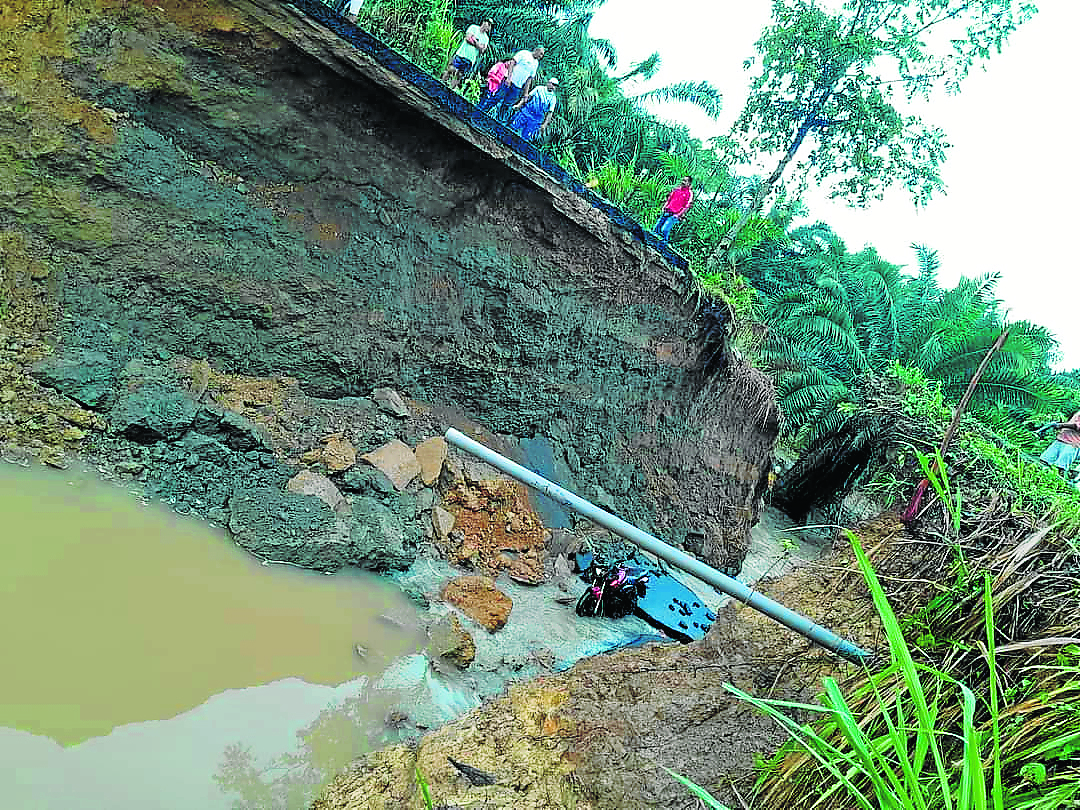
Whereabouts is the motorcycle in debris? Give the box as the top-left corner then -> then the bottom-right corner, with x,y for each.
575,561 -> 650,619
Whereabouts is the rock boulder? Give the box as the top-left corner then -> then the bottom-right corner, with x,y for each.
441,576 -> 512,632
361,439 -> 421,491
30,347 -> 116,409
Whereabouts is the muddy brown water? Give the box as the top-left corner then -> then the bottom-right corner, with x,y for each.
0,463 -> 827,809
0,463 -> 426,809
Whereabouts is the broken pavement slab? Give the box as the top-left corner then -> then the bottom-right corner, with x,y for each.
360,439 -> 421,490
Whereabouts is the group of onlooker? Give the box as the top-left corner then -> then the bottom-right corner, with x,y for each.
438,17 -> 555,143
332,6 -> 693,243
443,15 -> 692,243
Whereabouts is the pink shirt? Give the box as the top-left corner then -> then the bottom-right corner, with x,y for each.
664,186 -> 693,216
486,62 -> 509,94
1057,412 -> 1080,447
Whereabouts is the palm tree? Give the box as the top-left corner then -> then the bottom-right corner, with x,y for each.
755,239 -> 1066,513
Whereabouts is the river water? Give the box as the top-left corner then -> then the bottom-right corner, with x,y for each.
0,461 -> 824,809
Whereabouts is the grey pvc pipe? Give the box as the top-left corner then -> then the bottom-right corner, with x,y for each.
445,428 -> 872,664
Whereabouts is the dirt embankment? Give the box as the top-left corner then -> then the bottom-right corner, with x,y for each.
1,0 -> 775,574
314,514 -> 919,810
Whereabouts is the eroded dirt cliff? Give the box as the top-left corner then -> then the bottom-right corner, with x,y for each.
2,0 -> 775,572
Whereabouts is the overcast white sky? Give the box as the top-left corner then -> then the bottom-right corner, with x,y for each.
590,0 -> 1079,369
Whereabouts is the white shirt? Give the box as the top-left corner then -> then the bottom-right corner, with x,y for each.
509,50 -> 539,88
455,25 -> 488,63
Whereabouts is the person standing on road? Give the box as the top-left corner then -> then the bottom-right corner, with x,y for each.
510,77 -> 558,142
478,56 -> 515,112
442,18 -> 493,90
653,177 -> 694,243
493,46 -> 544,122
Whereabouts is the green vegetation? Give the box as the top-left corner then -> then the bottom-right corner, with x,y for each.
737,536 -> 1005,810
415,765 -> 435,809
721,0 -> 1036,249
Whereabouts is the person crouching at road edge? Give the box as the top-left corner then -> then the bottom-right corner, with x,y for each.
510,77 -> 558,142
442,17 -> 492,90
1040,409 -> 1080,479
493,46 -> 544,123
479,57 -> 515,113
654,177 -> 694,243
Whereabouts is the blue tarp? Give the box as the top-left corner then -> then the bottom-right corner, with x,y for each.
278,0 -> 690,273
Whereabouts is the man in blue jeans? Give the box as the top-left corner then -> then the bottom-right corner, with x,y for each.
654,177 -> 694,242
510,77 -> 558,141
493,46 -> 544,123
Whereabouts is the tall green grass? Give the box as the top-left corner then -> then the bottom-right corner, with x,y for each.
672,530 -> 1009,810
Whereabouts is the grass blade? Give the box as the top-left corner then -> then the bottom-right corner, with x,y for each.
847,530 -> 955,810
664,768 -> 733,809
984,574 -> 1003,810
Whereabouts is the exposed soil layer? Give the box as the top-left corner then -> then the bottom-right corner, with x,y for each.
0,0 -> 776,571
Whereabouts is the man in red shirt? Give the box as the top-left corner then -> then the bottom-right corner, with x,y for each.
1040,410 -> 1080,478
654,177 -> 693,243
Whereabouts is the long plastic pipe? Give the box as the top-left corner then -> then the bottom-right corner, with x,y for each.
445,428 -> 872,664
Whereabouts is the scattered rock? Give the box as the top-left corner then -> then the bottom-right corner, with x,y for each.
188,358 -> 211,402
441,480 -> 549,582
552,554 -> 574,593
347,495 -> 419,571
302,433 -> 357,472
504,549 -> 546,585
111,386 -> 197,442
427,614 -> 476,669
181,432 -> 233,466
441,576 -> 512,633
416,488 -> 436,512
228,485 -> 349,571
30,347 -> 116,409
432,506 -> 455,541
414,436 -> 447,486
339,464 -> 396,495
59,407 -> 105,430
115,461 -> 145,476
286,470 -> 349,515
42,453 -> 68,469
191,404 -> 271,452
372,387 -> 409,418
361,439 -> 421,491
